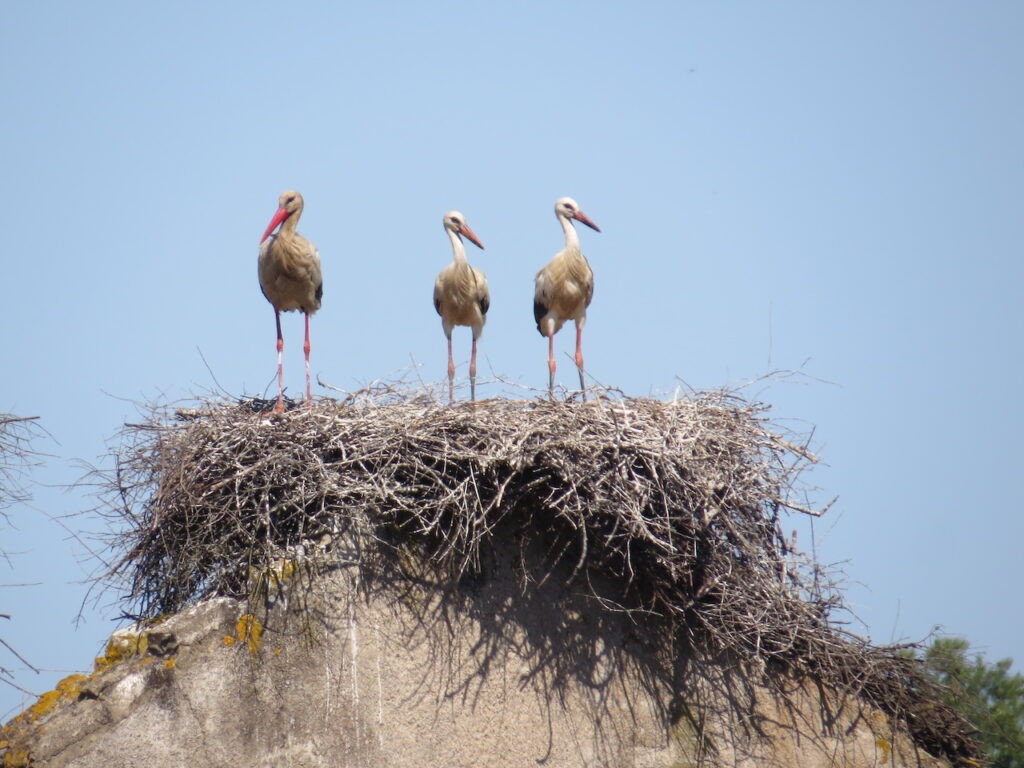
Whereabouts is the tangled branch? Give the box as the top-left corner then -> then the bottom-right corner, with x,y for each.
0,413 -> 43,690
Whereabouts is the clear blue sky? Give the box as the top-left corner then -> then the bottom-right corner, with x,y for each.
2,1 -> 1022,718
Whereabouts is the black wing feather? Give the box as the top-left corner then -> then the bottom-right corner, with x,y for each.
533,298 -> 548,335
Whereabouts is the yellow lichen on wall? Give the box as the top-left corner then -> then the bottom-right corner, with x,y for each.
24,674 -> 87,723
248,558 -> 298,604
2,744 -> 31,768
94,631 -> 149,673
874,736 -> 891,761
236,614 -> 263,656
0,673 -> 90,767
269,558 -> 297,585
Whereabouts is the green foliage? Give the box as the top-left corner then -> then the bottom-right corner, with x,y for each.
920,637 -> 1024,768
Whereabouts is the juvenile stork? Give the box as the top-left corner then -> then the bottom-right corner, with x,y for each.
258,190 -> 323,414
533,196 -> 601,398
432,211 -> 487,403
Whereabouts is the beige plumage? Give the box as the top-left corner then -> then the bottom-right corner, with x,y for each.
433,211 -> 487,403
258,190 -> 323,413
533,197 -> 601,397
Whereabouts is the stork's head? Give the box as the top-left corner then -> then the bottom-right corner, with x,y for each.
443,210 -> 484,250
555,197 -> 601,232
261,190 -> 305,244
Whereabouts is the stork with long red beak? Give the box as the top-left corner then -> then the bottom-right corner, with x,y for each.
533,196 -> 601,398
433,211 -> 487,403
258,190 -> 323,413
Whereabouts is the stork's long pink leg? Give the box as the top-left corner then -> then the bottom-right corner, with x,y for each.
575,321 -> 586,401
303,312 -> 312,406
274,311 -> 285,414
547,332 -> 556,395
447,336 -> 456,405
469,337 -> 479,402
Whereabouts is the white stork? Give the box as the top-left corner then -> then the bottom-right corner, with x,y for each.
433,211 -> 487,403
533,197 -> 601,398
258,190 -> 323,413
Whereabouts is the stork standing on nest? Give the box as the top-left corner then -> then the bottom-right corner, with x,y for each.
533,196 -> 601,398
258,190 -> 323,414
433,211 -> 487,403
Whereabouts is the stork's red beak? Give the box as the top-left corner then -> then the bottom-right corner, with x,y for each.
573,210 -> 601,233
260,207 -> 289,244
460,223 -> 485,250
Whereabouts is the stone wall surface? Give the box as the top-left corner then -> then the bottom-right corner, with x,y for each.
2,566 -> 946,768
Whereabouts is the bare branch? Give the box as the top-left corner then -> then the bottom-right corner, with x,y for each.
0,412 -> 44,688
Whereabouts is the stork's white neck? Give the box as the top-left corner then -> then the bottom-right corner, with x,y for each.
448,228 -> 468,264
558,214 -> 580,252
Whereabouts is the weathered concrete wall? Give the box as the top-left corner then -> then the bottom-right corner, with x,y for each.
2,562 -> 946,768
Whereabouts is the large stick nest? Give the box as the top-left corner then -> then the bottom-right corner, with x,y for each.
96,387 -> 980,766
